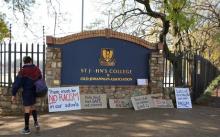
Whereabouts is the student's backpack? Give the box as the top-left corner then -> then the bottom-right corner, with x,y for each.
34,79 -> 48,97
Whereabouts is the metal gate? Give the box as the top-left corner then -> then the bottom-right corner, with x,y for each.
163,52 -> 220,101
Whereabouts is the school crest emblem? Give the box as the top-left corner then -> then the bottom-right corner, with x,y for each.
99,48 -> 116,66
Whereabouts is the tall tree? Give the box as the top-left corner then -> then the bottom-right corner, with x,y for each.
107,0 -> 220,85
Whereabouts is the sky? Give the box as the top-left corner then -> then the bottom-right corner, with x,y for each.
1,0 -> 110,43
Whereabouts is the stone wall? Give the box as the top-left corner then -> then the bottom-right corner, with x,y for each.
0,87 -> 21,115
150,52 -> 164,94
0,49 -> 164,115
80,85 -> 150,99
0,29 -> 165,115
0,88 -> 48,115
46,48 -> 62,86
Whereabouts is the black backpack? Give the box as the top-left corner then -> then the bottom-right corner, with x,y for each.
34,79 -> 48,97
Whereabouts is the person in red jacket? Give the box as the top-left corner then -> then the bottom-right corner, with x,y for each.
11,56 -> 41,134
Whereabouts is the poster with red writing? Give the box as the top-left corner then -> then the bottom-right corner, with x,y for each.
48,86 -> 81,112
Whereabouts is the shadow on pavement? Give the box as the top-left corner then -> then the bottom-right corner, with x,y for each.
0,105 -> 220,137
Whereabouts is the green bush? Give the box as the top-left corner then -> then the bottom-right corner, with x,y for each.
204,75 -> 220,95
196,74 -> 220,104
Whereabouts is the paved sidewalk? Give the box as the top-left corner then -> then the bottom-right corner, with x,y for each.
0,105 -> 220,137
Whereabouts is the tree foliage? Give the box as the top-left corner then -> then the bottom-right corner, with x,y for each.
0,13 -> 9,41
108,0 -> 219,66
4,0 -> 35,12
0,0 -> 219,67
0,0 -> 36,41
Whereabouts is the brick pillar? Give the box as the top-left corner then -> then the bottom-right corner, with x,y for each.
46,48 -> 62,87
150,51 -> 164,94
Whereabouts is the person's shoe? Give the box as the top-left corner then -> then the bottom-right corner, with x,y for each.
21,128 -> 31,134
34,122 -> 40,131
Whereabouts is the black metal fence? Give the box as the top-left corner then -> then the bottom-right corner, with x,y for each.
192,55 -> 220,99
163,52 -> 193,88
163,52 -> 220,101
0,42 -> 46,87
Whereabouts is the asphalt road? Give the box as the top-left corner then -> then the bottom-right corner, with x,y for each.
0,105 -> 220,137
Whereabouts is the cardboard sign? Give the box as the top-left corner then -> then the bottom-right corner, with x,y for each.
137,79 -> 148,85
152,99 -> 174,108
131,95 -> 153,110
80,94 -> 107,109
175,88 -> 192,108
48,86 -> 81,112
109,99 -> 133,108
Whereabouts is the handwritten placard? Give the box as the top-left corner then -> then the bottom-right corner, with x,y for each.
80,94 -> 107,109
109,99 -> 132,108
131,95 -> 153,110
153,99 -> 174,108
137,79 -> 148,85
48,86 -> 81,112
175,88 -> 192,108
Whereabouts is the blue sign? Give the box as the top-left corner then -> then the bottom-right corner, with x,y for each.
49,37 -> 152,85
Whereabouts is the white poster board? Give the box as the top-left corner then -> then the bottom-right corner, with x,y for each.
80,94 -> 107,109
137,79 -> 148,85
109,99 -> 132,108
131,95 -> 153,110
175,88 -> 192,108
48,86 -> 81,112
